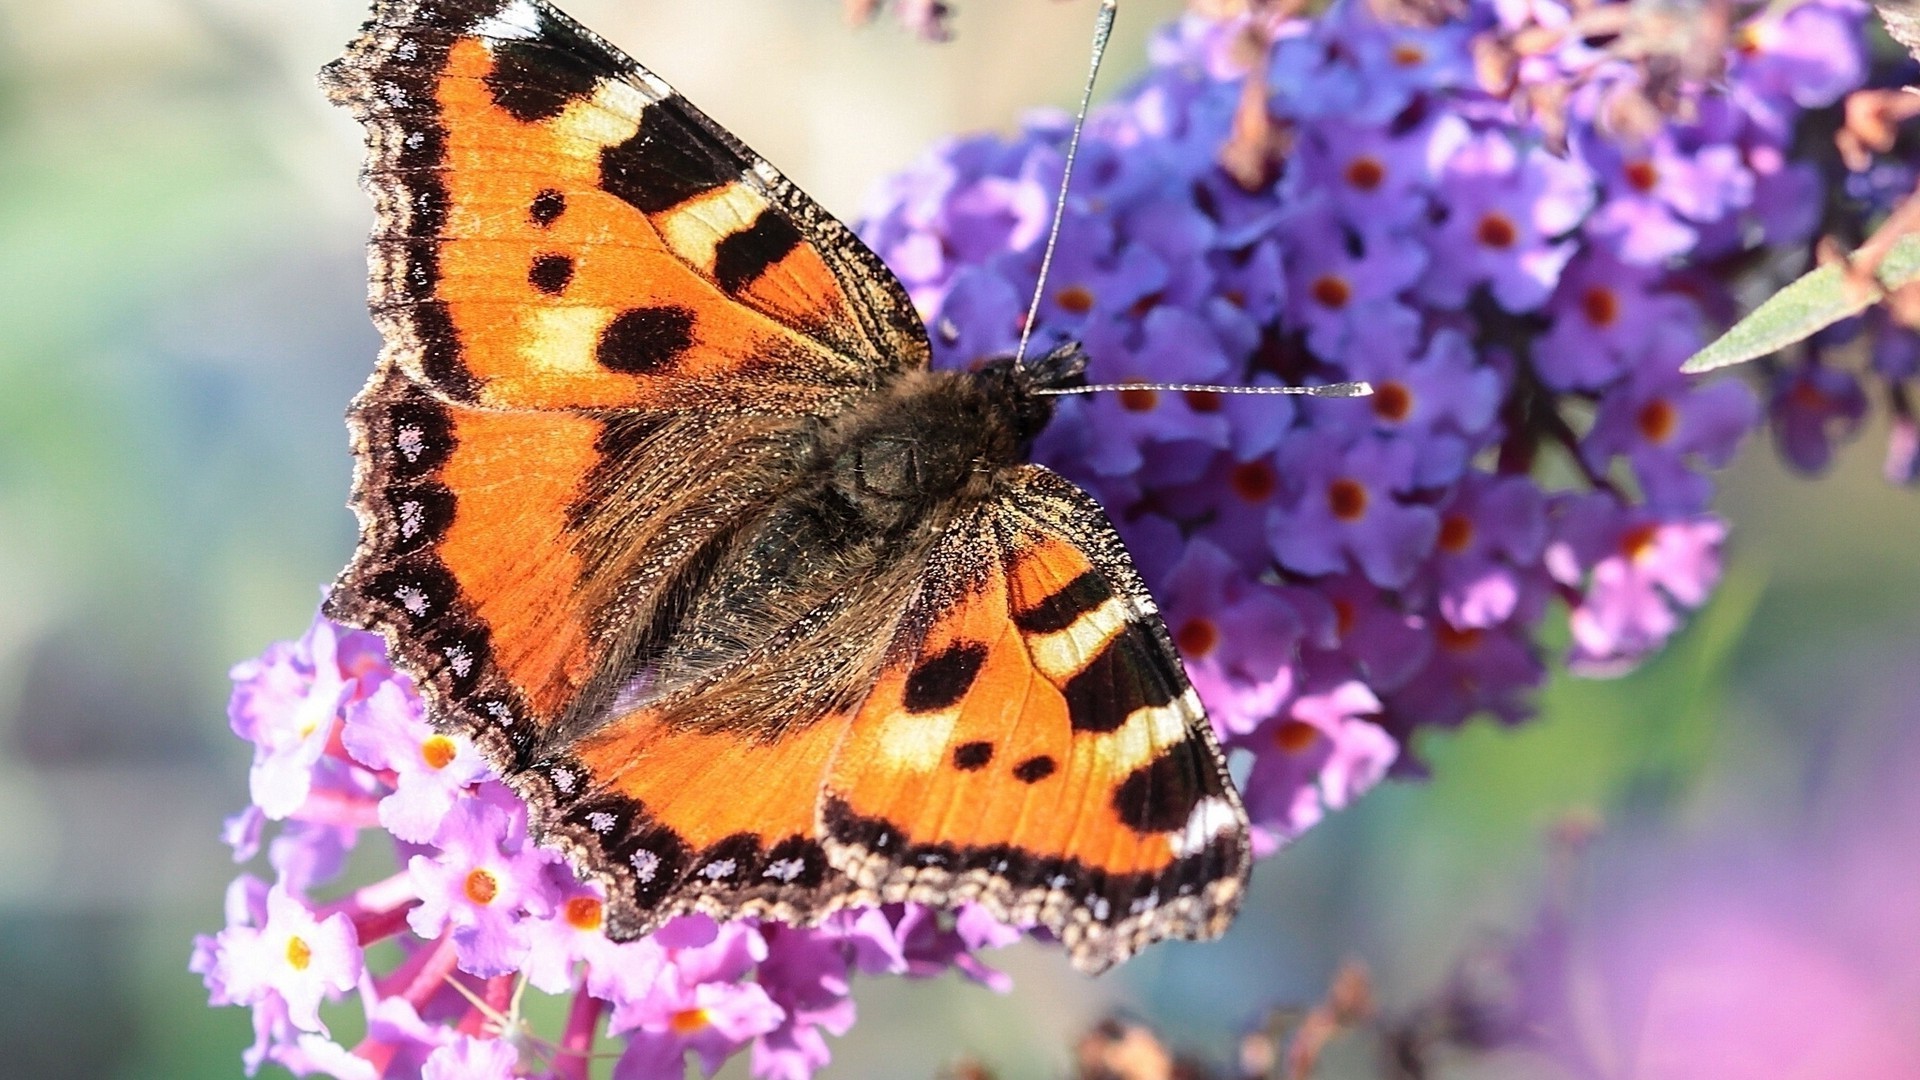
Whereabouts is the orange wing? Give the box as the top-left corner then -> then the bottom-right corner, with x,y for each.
327,368 -> 805,769
322,3 -> 928,794
322,0 -> 928,413
822,467 -> 1252,973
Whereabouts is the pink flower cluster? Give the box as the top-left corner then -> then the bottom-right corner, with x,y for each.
194,615 -> 1016,1079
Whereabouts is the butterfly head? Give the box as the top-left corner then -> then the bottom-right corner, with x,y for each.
969,340 -> 1089,453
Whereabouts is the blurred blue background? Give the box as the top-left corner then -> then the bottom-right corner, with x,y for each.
1,0 -> 1915,1076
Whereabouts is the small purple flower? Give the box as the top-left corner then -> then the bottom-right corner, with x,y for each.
610,926 -> 785,1079
1584,367 -> 1760,513
1769,364 -> 1868,474
1160,539 -> 1310,736
1238,680 -> 1393,851
407,790 -> 555,976
1385,618 -> 1544,729
229,617 -> 367,819
1066,307 -> 1235,479
929,266 -> 1023,370
341,680 -> 490,844
1421,132 -> 1594,312
1729,0 -> 1869,113
521,873 -> 616,994
1534,250 -> 1700,391
751,924 -> 868,1080
207,884 -> 363,1035
895,903 -> 1019,991
1340,329 -> 1503,487
1337,8 -> 1478,119
1546,496 -> 1726,675
1269,432 -> 1441,589
1429,474 -> 1549,630
1299,573 -> 1429,695
1581,132 -> 1753,268
1289,113 -> 1466,229
1282,202 -> 1426,361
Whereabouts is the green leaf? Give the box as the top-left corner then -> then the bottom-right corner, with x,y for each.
1680,232 -> 1920,374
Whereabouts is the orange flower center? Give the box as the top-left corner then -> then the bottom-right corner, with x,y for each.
1332,598 -> 1357,639
464,869 -> 499,906
1436,622 -> 1483,652
1581,285 -> 1621,327
1274,720 -> 1321,753
1476,212 -> 1518,249
1344,156 -> 1386,191
1371,381 -> 1413,422
1788,379 -> 1831,410
1391,43 -> 1426,66
285,935 -> 312,972
1231,460 -> 1278,502
1176,618 -> 1220,658
1625,160 -> 1659,192
1118,384 -> 1159,412
564,896 -> 604,932
1055,284 -> 1095,314
1311,274 -> 1353,309
1636,398 -> 1677,443
1438,513 -> 1474,553
670,1008 -> 712,1035
1183,390 -> 1223,413
1619,522 -> 1660,561
420,734 -> 458,770
1328,478 -> 1369,521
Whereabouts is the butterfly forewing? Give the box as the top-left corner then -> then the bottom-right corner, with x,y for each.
322,0 -> 927,412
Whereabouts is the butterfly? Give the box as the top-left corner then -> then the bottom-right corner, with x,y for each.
321,0 -> 1250,973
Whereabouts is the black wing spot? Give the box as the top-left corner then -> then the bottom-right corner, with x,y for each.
1012,755 -> 1057,784
381,392 -> 455,479
596,306 -> 695,374
1112,741 -> 1208,834
484,39 -> 603,123
952,741 -> 994,771
1061,624 -> 1177,733
712,208 -> 803,294
1012,570 -> 1114,634
528,253 -> 574,295
529,189 -> 567,228
903,641 -> 988,714
600,98 -> 740,214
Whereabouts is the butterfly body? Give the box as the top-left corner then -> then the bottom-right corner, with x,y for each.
325,0 -> 1250,972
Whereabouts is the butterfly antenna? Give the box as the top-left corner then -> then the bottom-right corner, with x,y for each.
1037,380 -> 1375,397
1014,0 -> 1118,370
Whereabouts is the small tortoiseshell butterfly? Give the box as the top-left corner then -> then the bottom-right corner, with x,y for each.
323,0 -> 1250,972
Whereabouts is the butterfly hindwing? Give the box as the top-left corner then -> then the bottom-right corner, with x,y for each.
821,466 -> 1251,973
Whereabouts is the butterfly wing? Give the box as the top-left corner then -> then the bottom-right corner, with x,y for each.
821,465 -> 1252,973
322,0 -> 928,412
324,2 -> 928,777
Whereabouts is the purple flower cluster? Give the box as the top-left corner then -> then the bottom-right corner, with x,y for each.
859,0 -> 1867,846
202,2 -> 1884,1074
195,614 -> 1015,1079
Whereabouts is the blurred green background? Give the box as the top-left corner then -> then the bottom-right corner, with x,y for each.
1,0 -> 1915,1077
